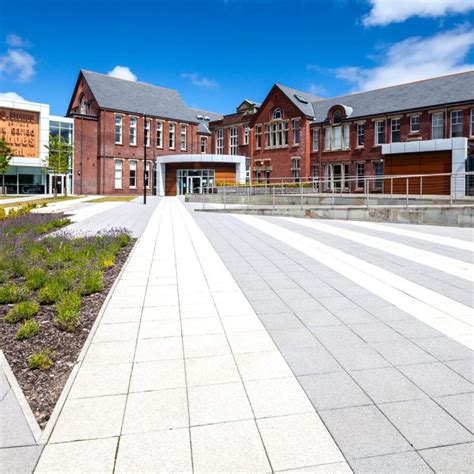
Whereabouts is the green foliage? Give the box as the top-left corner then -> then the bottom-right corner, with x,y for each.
15,319 -> 40,340
54,292 -> 81,331
79,270 -> 103,295
98,252 -> 115,269
25,267 -> 48,290
0,284 -> 27,304
44,134 -> 72,175
0,137 -> 12,195
5,301 -> 39,323
28,348 -> 54,370
0,208 -> 6,221
38,280 -> 65,304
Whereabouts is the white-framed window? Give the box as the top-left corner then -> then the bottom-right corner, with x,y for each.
451,110 -> 463,137
80,96 -> 87,114
375,120 -> 385,145
272,108 -> 282,120
356,162 -> 365,189
129,160 -> 137,188
357,123 -> 365,147
292,119 -> 300,145
169,122 -> 176,149
114,159 -> 122,189
255,125 -> 262,149
266,121 -> 288,148
115,115 -> 123,144
129,116 -> 137,146
312,129 -> 319,151
410,115 -> 420,133
391,118 -> 400,142
144,118 -> 151,147
243,126 -> 250,145
156,120 -> 163,148
216,128 -> 224,154
324,127 -> 331,150
180,124 -> 187,151
343,124 -> 350,149
432,112 -> 444,139
230,127 -> 238,155
333,126 -> 342,149
291,157 -> 300,182
471,109 -> 474,137
200,136 -> 207,153
145,160 -> 151,189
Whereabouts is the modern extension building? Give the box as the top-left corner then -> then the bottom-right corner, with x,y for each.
67,70 -> 246,196
66,69 -> 473,196
0,96 -> 73,194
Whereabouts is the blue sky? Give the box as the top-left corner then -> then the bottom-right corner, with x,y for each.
0,0 -> 473,115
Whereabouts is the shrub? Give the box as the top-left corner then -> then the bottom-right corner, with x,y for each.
15,319 -> 40,340
117,233 -> 131,248
38,280 -> 65,304
5,301 -> 39,323
98,252 -> 115,269
25,267 -> 48,290
28,348 -> 54,370
5,257 -> 27,278
55,292 -> 81,331
79,270 -> 103,295
0,208 -> 6,221
0,284 -> 27,304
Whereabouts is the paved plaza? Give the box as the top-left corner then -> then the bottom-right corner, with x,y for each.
2,196 -> 472,472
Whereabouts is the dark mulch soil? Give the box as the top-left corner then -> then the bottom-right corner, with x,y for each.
0,242 -> 134,428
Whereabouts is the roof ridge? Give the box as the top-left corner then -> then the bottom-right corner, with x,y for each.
276,83 -> 324,100
189,107 -> 224,116
81,69 -> 179,93
311,70 -> 474,104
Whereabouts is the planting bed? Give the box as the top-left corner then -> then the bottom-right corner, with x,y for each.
0,212 -> 134,427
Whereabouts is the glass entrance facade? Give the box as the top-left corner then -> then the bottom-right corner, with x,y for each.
177,169 -> 215,194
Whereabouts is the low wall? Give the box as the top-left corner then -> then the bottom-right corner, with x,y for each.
197,205 -> 474,227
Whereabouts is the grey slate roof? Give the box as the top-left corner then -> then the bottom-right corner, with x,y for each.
310,71 -> 474,123
189,108 -> 223,134
276,83 -> 324,117
81,70 -> 197,122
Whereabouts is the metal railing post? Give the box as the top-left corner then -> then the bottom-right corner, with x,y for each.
365,179 -> 369,208
300,182 -> 303,210
224,186 -> 227,210
406,178 -> 409,207
420,176 -> 423,198
391,177 -> 393,198
247,184 -> 250,210
272,185 -> 275,210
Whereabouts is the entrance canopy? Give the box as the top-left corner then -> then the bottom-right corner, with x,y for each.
156,154 -> 247,196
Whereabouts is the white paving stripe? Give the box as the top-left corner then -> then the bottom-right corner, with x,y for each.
277,217 -> 474,282
340,220 -> 474,252
233,214 -> 474,349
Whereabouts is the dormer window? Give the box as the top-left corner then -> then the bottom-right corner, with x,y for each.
333,110 -> 342,124
80,96 -> 87,114
272,108 -> 283,120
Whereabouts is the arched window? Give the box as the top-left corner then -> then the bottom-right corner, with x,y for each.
272,108 -> 283,120
333,110 -> 342,124
80,96 -> 87,114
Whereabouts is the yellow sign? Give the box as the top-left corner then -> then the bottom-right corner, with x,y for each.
0,107 -> 39,158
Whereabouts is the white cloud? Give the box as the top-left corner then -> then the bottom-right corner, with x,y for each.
335,27 -> 474,91
6,34 -> 31,48
308,83 -> 326,96
363,0 -> 474,26
0,91 -> 25,101
181,72 -> 218,88
0,49 -> 36,82
107,66 -> 137,81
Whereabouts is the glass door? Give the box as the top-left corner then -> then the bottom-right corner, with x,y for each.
186,176 -> 202,194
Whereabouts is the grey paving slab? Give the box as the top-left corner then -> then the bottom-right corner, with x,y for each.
386,319 -> 445,340
294,309 -> 342,327
329,307 -> 379,325
250,299 -> 291,314
0,371 -> 9,401
379,398 -> 473,450
349,451 -> 432,473
269,327 -> 319,349
0,390 -> 36,448
0,445 -> 42,473
419,443 -> 474,473
370,340 -> 436,366
349,322 -> 406,343
413,336 -> 474,362
319,405 -> 412,460
299,372 -> 372,410
398,362 -> 474,397
279,343 -> 343,376
445,359 -> 474,383
257,311 -> 306,330
349,367 -> 426,404
435,392 -> 474,432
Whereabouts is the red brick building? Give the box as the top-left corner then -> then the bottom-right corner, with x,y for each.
67,70 -> 246,195
249,72 -> 474,195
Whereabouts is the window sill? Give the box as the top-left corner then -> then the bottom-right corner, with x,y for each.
115,143 -> 123,146
130,186 -> 137,190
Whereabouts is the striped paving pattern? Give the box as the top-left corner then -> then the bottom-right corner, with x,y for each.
194,210 -> 474,473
